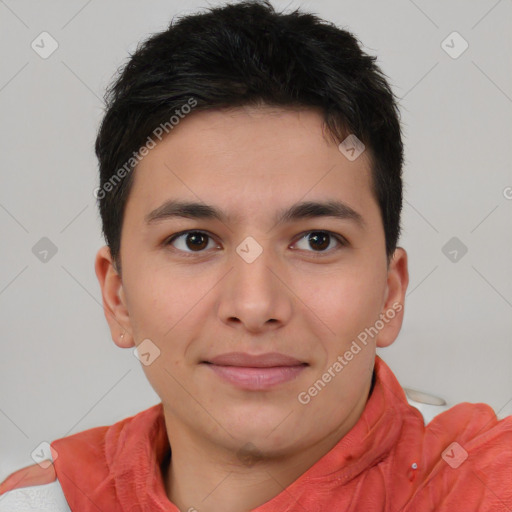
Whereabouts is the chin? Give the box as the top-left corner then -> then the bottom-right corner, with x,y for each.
222,411 -> 305,451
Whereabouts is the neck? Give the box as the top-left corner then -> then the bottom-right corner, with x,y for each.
162,386 -> 371,512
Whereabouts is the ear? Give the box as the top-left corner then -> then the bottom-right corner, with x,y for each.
376,247 -> 409,348
94,245 -> 134,348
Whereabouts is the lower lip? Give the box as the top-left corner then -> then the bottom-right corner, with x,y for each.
205,364 -> 307,390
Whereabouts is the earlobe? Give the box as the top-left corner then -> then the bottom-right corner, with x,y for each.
376,247 -> 409,348
94,245 -> 134,348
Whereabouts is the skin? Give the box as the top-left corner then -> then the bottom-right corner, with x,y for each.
95,105 -> 409,512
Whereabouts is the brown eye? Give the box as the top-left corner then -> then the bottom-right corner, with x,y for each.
293,231 -> 346,254
307,232 -> 330,251
186,232 -> 209,250
166,231 -> 216,253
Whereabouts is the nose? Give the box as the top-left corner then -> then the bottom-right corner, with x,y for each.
217,242 -> 293,334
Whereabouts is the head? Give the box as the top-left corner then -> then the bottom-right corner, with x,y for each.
95,0 -> 408,461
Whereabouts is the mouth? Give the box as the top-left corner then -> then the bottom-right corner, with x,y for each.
201,352 -> 308,390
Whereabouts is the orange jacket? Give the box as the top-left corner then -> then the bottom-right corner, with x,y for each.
1,356 -> 511,511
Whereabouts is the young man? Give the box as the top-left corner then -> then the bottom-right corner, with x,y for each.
1,1 -> 510,511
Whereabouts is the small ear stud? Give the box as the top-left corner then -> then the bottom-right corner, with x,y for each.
120,333 -> 125,340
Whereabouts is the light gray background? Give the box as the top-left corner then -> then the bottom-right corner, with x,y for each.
1,0 -> 511,482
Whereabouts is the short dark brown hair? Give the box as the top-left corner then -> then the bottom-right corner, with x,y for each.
95,0 -> 404,274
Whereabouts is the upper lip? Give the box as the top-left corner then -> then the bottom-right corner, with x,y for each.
204,352 -> 306,367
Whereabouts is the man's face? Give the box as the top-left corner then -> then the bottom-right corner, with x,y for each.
96,106 -> 408,459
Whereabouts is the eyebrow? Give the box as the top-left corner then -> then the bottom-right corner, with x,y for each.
145,199 -> 365,229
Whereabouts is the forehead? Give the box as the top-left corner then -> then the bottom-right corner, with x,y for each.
125,106 -> 377,227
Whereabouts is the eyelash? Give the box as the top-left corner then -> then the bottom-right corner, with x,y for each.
164,230 -> 348,258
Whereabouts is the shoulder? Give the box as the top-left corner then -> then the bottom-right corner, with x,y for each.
413,403 -> 512,508
426,402 -> 512,467
0,404 -> 164,510
426,401 -> 512,447
0,473 -> 70,512
0,463 -> 57,496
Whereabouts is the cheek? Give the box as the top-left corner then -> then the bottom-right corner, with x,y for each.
341,281 -> 384,336
296,266 -> 386,344
124,265 -> 201,338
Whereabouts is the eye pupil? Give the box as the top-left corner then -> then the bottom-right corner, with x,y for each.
187,232 -> 208,251
308,231 -> 330,251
